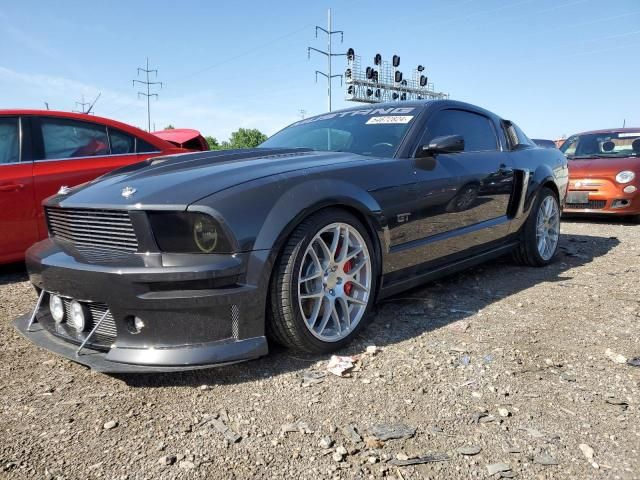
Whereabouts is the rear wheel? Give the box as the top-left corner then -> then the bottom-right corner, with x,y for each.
513,187 -> 560,266
268,209 -> 377,353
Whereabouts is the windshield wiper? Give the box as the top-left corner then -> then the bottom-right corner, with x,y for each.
571,154 -> 612,159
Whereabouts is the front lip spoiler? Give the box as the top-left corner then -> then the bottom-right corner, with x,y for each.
13,313 -> 268,373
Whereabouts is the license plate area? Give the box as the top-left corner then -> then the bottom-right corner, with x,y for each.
567,191 -> 589,204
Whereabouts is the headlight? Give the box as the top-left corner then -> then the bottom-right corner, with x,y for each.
615,170 -> 635,184
193,215 -> 219,252
148,212 -> 233,253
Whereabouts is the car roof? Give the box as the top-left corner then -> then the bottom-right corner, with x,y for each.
0,109 -> 173,149
570,127 -> 640,136
318,99 -> 504,122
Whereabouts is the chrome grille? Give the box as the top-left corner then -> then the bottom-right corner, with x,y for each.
46,207 -> 138,252
61,298 -> 117,341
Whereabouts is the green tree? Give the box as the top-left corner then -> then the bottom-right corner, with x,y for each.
227,128 -> 267,149
164,124 -> 175,130
205,136 -> 220,150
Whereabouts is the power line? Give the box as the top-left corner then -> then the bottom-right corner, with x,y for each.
308,8 -> 346,112
132,57 -> 162,132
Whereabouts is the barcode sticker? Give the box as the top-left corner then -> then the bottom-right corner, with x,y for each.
366,116 -> 414,125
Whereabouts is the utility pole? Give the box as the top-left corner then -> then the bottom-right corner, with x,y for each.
308,8 -> 346,112
73,95 -> 91,114
133,58 -> 162,132
299,109 -> 307,119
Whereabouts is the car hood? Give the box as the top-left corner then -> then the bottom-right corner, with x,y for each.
48,148 -> 365,209
568,156 -> 639,178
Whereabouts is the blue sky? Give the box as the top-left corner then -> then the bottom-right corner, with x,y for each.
1,0 -> 638,141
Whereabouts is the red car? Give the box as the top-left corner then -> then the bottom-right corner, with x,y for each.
152,128 -> 209,151
560,129 -> 640,221
0,110 -> 189,264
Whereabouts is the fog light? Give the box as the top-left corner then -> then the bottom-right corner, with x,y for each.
134,317 -> 145,332
68,301 -> 87,332
125,316 -> 145,334
612,199 -> 630,209
49,295 -> 64,323
623,185 -> 637,194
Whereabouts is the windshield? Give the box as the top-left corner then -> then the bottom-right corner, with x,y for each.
560,131 -> 640,159
260,107 -> 420,158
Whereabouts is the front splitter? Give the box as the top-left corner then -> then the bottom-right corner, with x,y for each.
13,313 -> 268,373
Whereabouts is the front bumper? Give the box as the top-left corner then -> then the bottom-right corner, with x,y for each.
17,239 -> 271,372
563,178 -> 639,215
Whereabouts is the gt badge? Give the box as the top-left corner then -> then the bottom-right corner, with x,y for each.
121,186 -> 137,199
397,213 -> 411,223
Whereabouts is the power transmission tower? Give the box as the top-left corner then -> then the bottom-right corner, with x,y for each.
73,95 -> 91,114
308,8 -> 346,112
299,109 -> 307,119
133,58 -> 162,132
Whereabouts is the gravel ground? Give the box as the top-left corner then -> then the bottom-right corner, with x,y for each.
1,218 -> 639,480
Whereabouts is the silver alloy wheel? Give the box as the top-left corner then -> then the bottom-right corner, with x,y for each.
297,222 -> 372,342
536,195 -> 560,261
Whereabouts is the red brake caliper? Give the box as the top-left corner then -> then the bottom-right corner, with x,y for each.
343,260 -> 353,296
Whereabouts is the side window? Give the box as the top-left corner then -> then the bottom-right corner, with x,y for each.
39,117 -> 109,160
109,129 -> 135,154
504,121 -> 534,150
422,109 -> 498,152
136,138 -> 159,153
0,117 -> 20,164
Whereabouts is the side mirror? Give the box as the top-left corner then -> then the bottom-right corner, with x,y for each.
417,135 -> 464,157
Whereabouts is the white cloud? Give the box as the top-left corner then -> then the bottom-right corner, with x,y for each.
0,66 -> 296,139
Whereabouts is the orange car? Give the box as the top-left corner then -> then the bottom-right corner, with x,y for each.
560,129 -> 640,221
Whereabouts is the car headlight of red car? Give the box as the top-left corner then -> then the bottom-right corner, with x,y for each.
147,212 -> 234,253
615,170 -> 635,184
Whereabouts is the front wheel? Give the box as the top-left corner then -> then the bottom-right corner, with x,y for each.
267,209 -> 377,353
513,187 -> 560,266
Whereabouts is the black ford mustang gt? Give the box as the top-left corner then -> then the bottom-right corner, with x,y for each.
15,100 -> 568,372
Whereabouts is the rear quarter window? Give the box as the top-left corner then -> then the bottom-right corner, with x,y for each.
136,138 -> 160,153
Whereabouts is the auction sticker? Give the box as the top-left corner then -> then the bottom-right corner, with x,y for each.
366,116 -> 414,125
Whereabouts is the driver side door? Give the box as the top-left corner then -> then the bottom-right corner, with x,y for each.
383,108 -> 515,275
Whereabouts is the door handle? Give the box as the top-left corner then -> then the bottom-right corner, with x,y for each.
0,183 -> 25,192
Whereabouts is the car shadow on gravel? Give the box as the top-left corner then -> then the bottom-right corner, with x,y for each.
0,262 -> 28,285
116,231 -> 619,388
562,214 -> 639,226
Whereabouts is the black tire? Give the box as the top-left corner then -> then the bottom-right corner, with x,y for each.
267,208 -> 378,353
513,187 -> 560,267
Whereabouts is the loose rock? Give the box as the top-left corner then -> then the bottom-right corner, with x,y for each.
159,455 -> 176,466
605,348 -> 627,364
457,446 -> 482,456
487,463 -> 511,475
368,423 -> 416,441
534,453 -> 559,466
